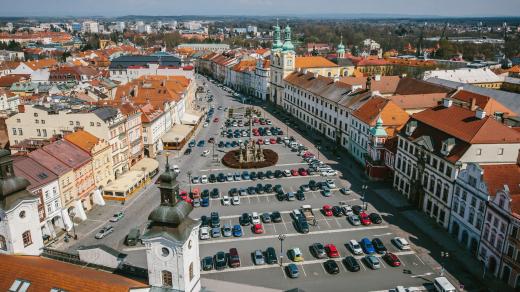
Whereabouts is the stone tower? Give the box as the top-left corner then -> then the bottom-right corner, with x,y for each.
142,158 -> 201,292
270,23 -> 295,108
0,150 -> 43,256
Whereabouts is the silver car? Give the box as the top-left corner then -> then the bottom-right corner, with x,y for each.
254,250 -> 265,265
222,224 -> 232,237
211,227 -> 221,238
348,214 -> 361,226
365,255 -> 381,269
95,226 -> 114,239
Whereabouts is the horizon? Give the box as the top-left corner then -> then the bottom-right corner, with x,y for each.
1,0 -> 519,18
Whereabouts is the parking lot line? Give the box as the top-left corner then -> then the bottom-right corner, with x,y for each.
299,263 -> 308,277
413,253 -> 425,265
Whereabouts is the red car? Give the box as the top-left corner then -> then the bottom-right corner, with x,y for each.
213,117 -> 219,123
325,244 -> 340,258
253,131 -> 260,136
257,139 -> 264,145
303,152 -> 314,158
383,252 -> 401,267
291,169 -> 299,176
253,224 -> 264,234
359,212 -> 372,225
322,205 -> 333,217
270,138 -> 277,144
298,168 -> 308,176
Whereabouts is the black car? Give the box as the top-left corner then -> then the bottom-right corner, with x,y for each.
247,186 -> 257,195
344,256 -> 360,272
309,180 -> 318,191
256,183 -> 264,194
271,211 -> 282,223
208,174 -> 217,183
202,256 -> 213,271
229,188 -> 238,196
200,215 -> 209,227
250,172 -> 258,180
214,251 -> 227,270
352,205 -> 363,215
276,192 -> 285,201
257,171 -> 265,180
210,212 -> 220,228
218,141 -> 225,148
274,170 -> 283,178
296,190 -> 305,201
369,213 -> 383,224
239,213 -> 251,226
332,206 -> 343,217
264,184 -> 273,193
266,247 -> 278,264
372,238 -> 387,254
184,148 -> 192,155
201,189 -> 210,199
274,184 -> 283,193
324,260 -> 340,274
266,170 -> 274,179
210,188 -> 220,198
217,173 -> 226,182
295,217 -> 309,234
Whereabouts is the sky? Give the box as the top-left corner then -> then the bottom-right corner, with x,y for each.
1,0 -> 520,17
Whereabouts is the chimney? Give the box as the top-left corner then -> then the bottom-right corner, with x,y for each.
475,108 -> 486,119
470,98 -> 477,111
442,98 -> 453,108
457,86 -> 464,91
18,104 -> 25,113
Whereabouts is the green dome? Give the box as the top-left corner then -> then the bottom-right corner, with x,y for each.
282,25 -> 294,52
272,25 -> 282,50
337,36 -> 345,54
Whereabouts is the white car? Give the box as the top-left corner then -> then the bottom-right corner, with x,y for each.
264,139 -> 270,145
203,122 -> 209,128
232,196 -> 240,205
226,173 -> 234,181
199,227 -> 210,240
221,196 -> 231,206
325,179 -> 336,189
251,212 -> 261,224
200,175 -> 208,184
283,169 -> 292,177
393,237 -> 411,250
202,150 -> 210,157
348,214 -> 361,226
172,165 -> 180,173
348,239 -> 363,255
322,169 -> 337,176
191,176 -> 200,184
292,209 -> 302,219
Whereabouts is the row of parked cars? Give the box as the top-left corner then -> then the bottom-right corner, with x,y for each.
191,167 -> 315,185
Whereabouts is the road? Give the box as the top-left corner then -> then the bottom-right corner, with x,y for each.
51,73 -> 475,292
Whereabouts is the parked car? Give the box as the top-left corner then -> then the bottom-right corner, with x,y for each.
344,256 -> 361,272
239,213 -> 251,226
125,228 -> 141,246
109,211 -> 124,222
286,263 -> 300,278
392,237 -> 411,250
222,224 -> 232,237
289,248 -> 304,262
228,248 -> 241,268
199,226 -> 210,240
271,211 -> 282,223
365,255 -> 381,270
372,238 -> 387,254
325,244 -> 340,258
348,239 -> 363,255
369,213 -> 383,224
202,256 -> 213,271
322,205 -> 333,216
383,252 -> 402,267
211,227 -> 221,238
324,259 -> 340,274
95,226 -> 114,239
359,212 -> 372,225
360,238 -> 376,254
261,212 -> 272,223
253,250 -> 265,265
251,212 -> 261,224
214,251 -> 227,270
232,224 -> 242,237
221,196 -> 231,206
310,243 -> 327,259
252,224 -> 264,234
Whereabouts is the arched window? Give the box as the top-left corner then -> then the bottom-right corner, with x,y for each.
0,235 -> 6,251
162,270 -> 173,287
189,262 -> 194,281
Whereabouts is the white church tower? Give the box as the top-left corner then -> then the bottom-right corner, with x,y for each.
270,22 -> 295,108
0,150 -> 44,256
142,157 -> 201,292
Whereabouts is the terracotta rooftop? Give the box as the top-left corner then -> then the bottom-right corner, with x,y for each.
0,74 -> 30,87
480,164 -> 520,197
387,93 -> 447,110
28,148 -> 72,176
295,56 -> 339,69
0,254 -> 148,292
24,58 -> 58,70
41,140 -> 91,169
12,155 -> 58,190
352,96 -> 409,129
450,89 -> 516,117
64,130 -> 101,153
412,105 -> 520,144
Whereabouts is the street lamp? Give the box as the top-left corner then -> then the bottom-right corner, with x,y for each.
278,234 -> 286,267
361,185 -> 368,210
440,251 -> 449,276
187,171 -> 192,194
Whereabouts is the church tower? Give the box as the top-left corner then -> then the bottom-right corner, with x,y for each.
142,158 -> 201,292
270,22 -> 295,109
0,150 -> 43,256
337,35 -> 346,59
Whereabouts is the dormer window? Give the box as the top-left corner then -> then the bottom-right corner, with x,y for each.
440,138 -> 455,156
405,121 -> 417,136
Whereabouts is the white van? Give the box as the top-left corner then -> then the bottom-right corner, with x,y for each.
433,277 -> 456,292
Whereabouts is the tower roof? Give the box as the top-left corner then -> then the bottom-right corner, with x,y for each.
272,23 -> 283,51
282,25 -> 295,52
337,35 -> 345,53
0,150 -> 38,210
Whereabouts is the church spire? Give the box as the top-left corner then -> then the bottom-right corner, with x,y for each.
282,24 -> 295,52
272,19 -> 282,51
337,35 -> 345,58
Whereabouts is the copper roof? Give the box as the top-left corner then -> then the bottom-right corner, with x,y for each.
0,254 -> 148,292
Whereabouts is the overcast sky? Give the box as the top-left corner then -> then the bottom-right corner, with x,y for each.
2,0 -> 519,17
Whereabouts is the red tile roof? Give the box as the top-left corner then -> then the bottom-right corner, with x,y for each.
295,56 -> 339,69
352,96 -> 409,129
450,90 -> 516,117
480,164 -> 520,196
412,105 -> 520,144
0,254 -> 148,292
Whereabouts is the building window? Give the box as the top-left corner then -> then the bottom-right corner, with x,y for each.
36,129 -> 41,136
476,148 -> 482,156
189,262 -> 194,281
0,235 -> 6,251
498,148 -> 504,155
512,226 -> 519,239
35,119 -> 39,124
22,231 -> 32,247
18,128 -> 22,135
162,270 -> 173,287
12,128 -> 17,135
90,122 -> 94,126
69,121 -> 73,125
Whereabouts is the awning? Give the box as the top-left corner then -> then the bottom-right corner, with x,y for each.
162,124 -> 194,143
103,171 -> 145,195
131,157 -> 159,176
181,111 -> 202,125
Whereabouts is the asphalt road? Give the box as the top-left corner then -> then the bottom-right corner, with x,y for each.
54,74 -> 454,292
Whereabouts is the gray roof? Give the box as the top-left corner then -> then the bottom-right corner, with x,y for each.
92,107 -> 119,121
109,55 -> 182,70
77,244 -> 127,260
425,77 -> 520,115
